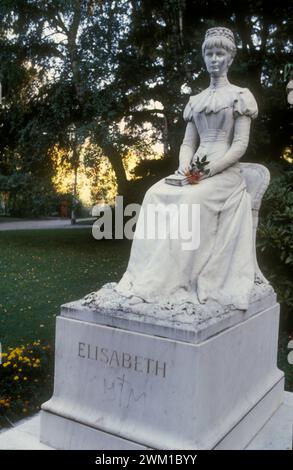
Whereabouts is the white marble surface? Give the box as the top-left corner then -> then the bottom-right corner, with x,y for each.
0,392 -> 292,450
0,415 -> 51,450
215,377 -> 284,449
41,301 -> 283,449
247,391 -> 293,450
62,282 -> 276,344
41,412 -> 147,450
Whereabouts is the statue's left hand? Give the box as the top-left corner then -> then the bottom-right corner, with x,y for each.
200,171 -> 210,181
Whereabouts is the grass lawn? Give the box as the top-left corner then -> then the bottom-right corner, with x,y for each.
75,218 -> 96,226
0,217 -> 27,223
0,229 -> 131,349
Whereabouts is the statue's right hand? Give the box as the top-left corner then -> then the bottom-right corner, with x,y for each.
176,163 -> 190,176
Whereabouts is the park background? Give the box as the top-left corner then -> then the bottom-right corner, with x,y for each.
0,0 -> 292,427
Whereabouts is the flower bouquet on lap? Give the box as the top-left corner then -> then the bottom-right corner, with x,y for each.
165,155 -> 210,186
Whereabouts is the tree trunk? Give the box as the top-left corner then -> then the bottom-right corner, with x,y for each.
101,143 -> 129,196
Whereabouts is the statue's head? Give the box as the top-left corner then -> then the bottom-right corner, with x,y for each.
202,27 -> 236,76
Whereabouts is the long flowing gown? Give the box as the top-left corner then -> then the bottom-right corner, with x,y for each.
115,84 -> 258,310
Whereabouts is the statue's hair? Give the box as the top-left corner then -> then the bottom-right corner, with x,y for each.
202,27 -> 237,59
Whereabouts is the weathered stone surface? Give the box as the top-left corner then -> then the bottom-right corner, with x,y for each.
41,296 -> 283,450
59,281 -> 277,344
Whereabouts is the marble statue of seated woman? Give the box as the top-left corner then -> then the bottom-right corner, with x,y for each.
115,27 -> 261,311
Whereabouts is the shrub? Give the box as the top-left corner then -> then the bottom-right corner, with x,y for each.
278,330 -> 293,392
257,168 -> 293,328
0,341 -> 53,428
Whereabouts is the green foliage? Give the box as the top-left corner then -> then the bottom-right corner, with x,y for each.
278,331 -> 293,392
191,156 -> 210,176
0,174 -> 61,217
257,167 -> 293,326
1,0 -> 292,206
116,0 -> 292,164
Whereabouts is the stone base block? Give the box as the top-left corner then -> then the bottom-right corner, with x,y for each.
40,298 -> 284,450
41,377 -> 284,450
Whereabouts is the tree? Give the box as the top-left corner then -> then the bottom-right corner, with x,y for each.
115,0 -> 292,168
0,0 -> 292,213
0,0 -> 134,200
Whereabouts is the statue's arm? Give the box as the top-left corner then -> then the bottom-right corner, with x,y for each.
208,115 -> 252,176
177,121 -> 200,175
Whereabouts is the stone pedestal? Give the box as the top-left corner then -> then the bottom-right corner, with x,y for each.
40,283 -> 284,450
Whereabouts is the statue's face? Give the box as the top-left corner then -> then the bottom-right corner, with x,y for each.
203,46 -> 233,76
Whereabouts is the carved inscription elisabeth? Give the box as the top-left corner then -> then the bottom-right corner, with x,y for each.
78,342 -> 167,378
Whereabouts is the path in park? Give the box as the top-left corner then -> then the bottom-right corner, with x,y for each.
0,218 -> 94,231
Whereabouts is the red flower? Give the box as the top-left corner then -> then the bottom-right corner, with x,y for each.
185,170 -> 202,184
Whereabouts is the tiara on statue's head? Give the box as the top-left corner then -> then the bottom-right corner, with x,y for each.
205,27 -> 236,46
